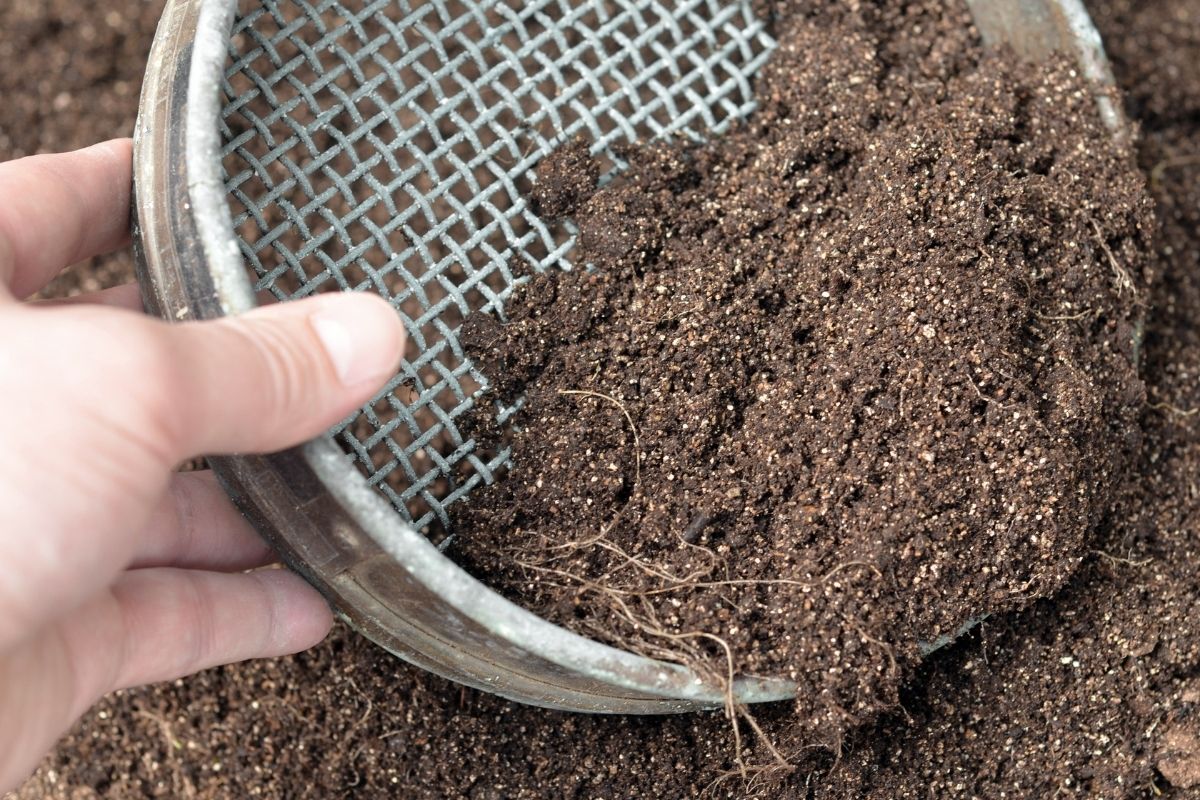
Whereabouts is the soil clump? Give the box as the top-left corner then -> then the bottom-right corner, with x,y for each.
451,0 -> 1153,741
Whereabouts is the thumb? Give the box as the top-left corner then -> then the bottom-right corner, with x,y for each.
157,291 -> 406,460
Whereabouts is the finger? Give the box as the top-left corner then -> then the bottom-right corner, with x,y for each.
31,282 -> 143,311
96,568 -> 333,692
131,471 -> 276,572
0,568 -> 332,785
0,140 -> 133,299
158,291 -> 406,460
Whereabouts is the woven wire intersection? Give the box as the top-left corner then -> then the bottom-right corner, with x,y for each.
219,0 -> 776,536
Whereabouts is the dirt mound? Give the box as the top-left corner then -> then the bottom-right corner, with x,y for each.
452,0 -> 1153,742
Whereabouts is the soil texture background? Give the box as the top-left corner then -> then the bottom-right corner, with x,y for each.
4,0 -> 1200,798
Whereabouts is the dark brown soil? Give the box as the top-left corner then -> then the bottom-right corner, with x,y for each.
451,0 -> 1153,742
9,0 -> 1200,798
809,1 -> 1200,794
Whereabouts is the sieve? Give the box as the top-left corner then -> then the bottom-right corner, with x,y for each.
132,0 -> 1126,714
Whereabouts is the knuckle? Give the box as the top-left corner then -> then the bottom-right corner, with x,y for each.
68,314 -> 184,465
168,474 -> 202,559
122,327 -> 187,464
251,574 -> 281,653
234,314 -> 320,418
175,572 -> 217,673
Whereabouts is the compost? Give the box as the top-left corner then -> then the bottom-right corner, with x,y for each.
13,0 -> 1200,797
450,0 -> 1153,740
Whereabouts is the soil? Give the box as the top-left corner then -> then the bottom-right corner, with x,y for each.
7,0 -> 1200,798
451,0 -> 1153,743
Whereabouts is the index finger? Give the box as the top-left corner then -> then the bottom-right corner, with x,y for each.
0,140 -> 134,300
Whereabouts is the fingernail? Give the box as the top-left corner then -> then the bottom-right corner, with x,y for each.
310,294 -> 405,387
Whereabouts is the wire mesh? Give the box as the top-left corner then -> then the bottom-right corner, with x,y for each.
219,0 -> 776,539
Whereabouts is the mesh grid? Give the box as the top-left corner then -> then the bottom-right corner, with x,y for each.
219,0 -> 776,538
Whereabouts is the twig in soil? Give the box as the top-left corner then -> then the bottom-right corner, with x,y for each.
554,388 -> 645,537
957,353 -> 1012,410
964,369 -> 999,405
545,520 -> 711,564
589,538 -> 716,584
347,678 -> 375,730
134,709 -> 196,799
1034,307 -> 1096,322
558,389 -> 643,491
1150,154 -> 1200,189
341,743 -> 367,791
1088,217 -> 1136,297
708,760 -> 800,795
837,612 -> 899,684
736,707 -> 793,771
616,567 -> 884,597
628,623 -> 791,776
1090,549 -> 1153,569
1149,401 -> 1200,418
514,551 -> 879,598
662,303 -> 706,324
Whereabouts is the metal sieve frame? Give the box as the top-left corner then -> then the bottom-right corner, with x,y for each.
134,0 -> 796,714
217,0 -> 778,538
133,0 -> 1125,714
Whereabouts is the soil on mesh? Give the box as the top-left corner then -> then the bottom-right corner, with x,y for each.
449,0 -> 1154,739
13,0 -> 1200,798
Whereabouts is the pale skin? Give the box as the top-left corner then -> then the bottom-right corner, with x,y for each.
0,140 -> 407,791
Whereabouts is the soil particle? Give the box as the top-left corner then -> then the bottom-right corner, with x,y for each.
528,138 -> 598,220
1158,685 -> 1200,790
451,0 -> 1154,745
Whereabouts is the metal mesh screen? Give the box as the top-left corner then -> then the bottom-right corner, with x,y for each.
219,0 -> 776,538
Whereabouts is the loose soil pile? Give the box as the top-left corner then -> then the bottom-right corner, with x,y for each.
10,0 -> 1200,798
451,0 -> 1153,740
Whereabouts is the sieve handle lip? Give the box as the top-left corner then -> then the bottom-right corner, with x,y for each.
964,0 -> 1129,143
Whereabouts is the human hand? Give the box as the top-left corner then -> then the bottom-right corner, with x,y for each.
0,140 -> 406,790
